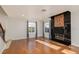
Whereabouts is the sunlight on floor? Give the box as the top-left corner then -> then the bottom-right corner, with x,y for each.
36,40 -> 61,50
61,49 -> 76,54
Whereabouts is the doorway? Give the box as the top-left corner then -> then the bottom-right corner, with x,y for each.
44,21 -> 50,39
27,21 -> 37,38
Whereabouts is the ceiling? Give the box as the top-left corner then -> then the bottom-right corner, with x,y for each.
1,5 -> 79,19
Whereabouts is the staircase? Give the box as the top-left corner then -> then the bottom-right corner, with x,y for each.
0,37 -> 12,54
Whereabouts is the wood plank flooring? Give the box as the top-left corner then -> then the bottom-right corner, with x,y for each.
2,38 -> 79,54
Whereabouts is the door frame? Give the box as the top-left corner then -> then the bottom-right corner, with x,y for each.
27,21 -> 37,39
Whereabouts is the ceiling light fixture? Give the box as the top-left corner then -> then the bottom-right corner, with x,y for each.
22,14 -> 24,16
41,9 -> 46,12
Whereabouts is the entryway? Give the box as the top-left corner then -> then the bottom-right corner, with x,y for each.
27,21 -> 37,39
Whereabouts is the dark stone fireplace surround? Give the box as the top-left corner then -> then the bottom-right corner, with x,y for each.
50,11 -> 71,45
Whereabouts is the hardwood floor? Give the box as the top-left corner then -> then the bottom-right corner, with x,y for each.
2,38 -> 79,54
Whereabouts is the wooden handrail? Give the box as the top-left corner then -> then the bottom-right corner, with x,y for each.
0,23 -> 5,42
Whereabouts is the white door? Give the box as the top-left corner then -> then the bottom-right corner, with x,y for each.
28,22 -> 36,38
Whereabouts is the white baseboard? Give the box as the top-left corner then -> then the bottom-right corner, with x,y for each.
71,43 -> 79,47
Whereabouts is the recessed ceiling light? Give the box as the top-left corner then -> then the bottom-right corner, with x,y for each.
41,9 -> 46,12
22,14 -> 24,16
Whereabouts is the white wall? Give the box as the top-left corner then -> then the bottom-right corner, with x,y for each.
71,11 -> 79,47
6,17 -> 27,40
0,17 -> 27,40
0,17 -> 43,40
37,20 -> 43,37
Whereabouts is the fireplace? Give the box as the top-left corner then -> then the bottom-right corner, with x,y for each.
51,11 -> 71,45
55,34 -> 64,41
